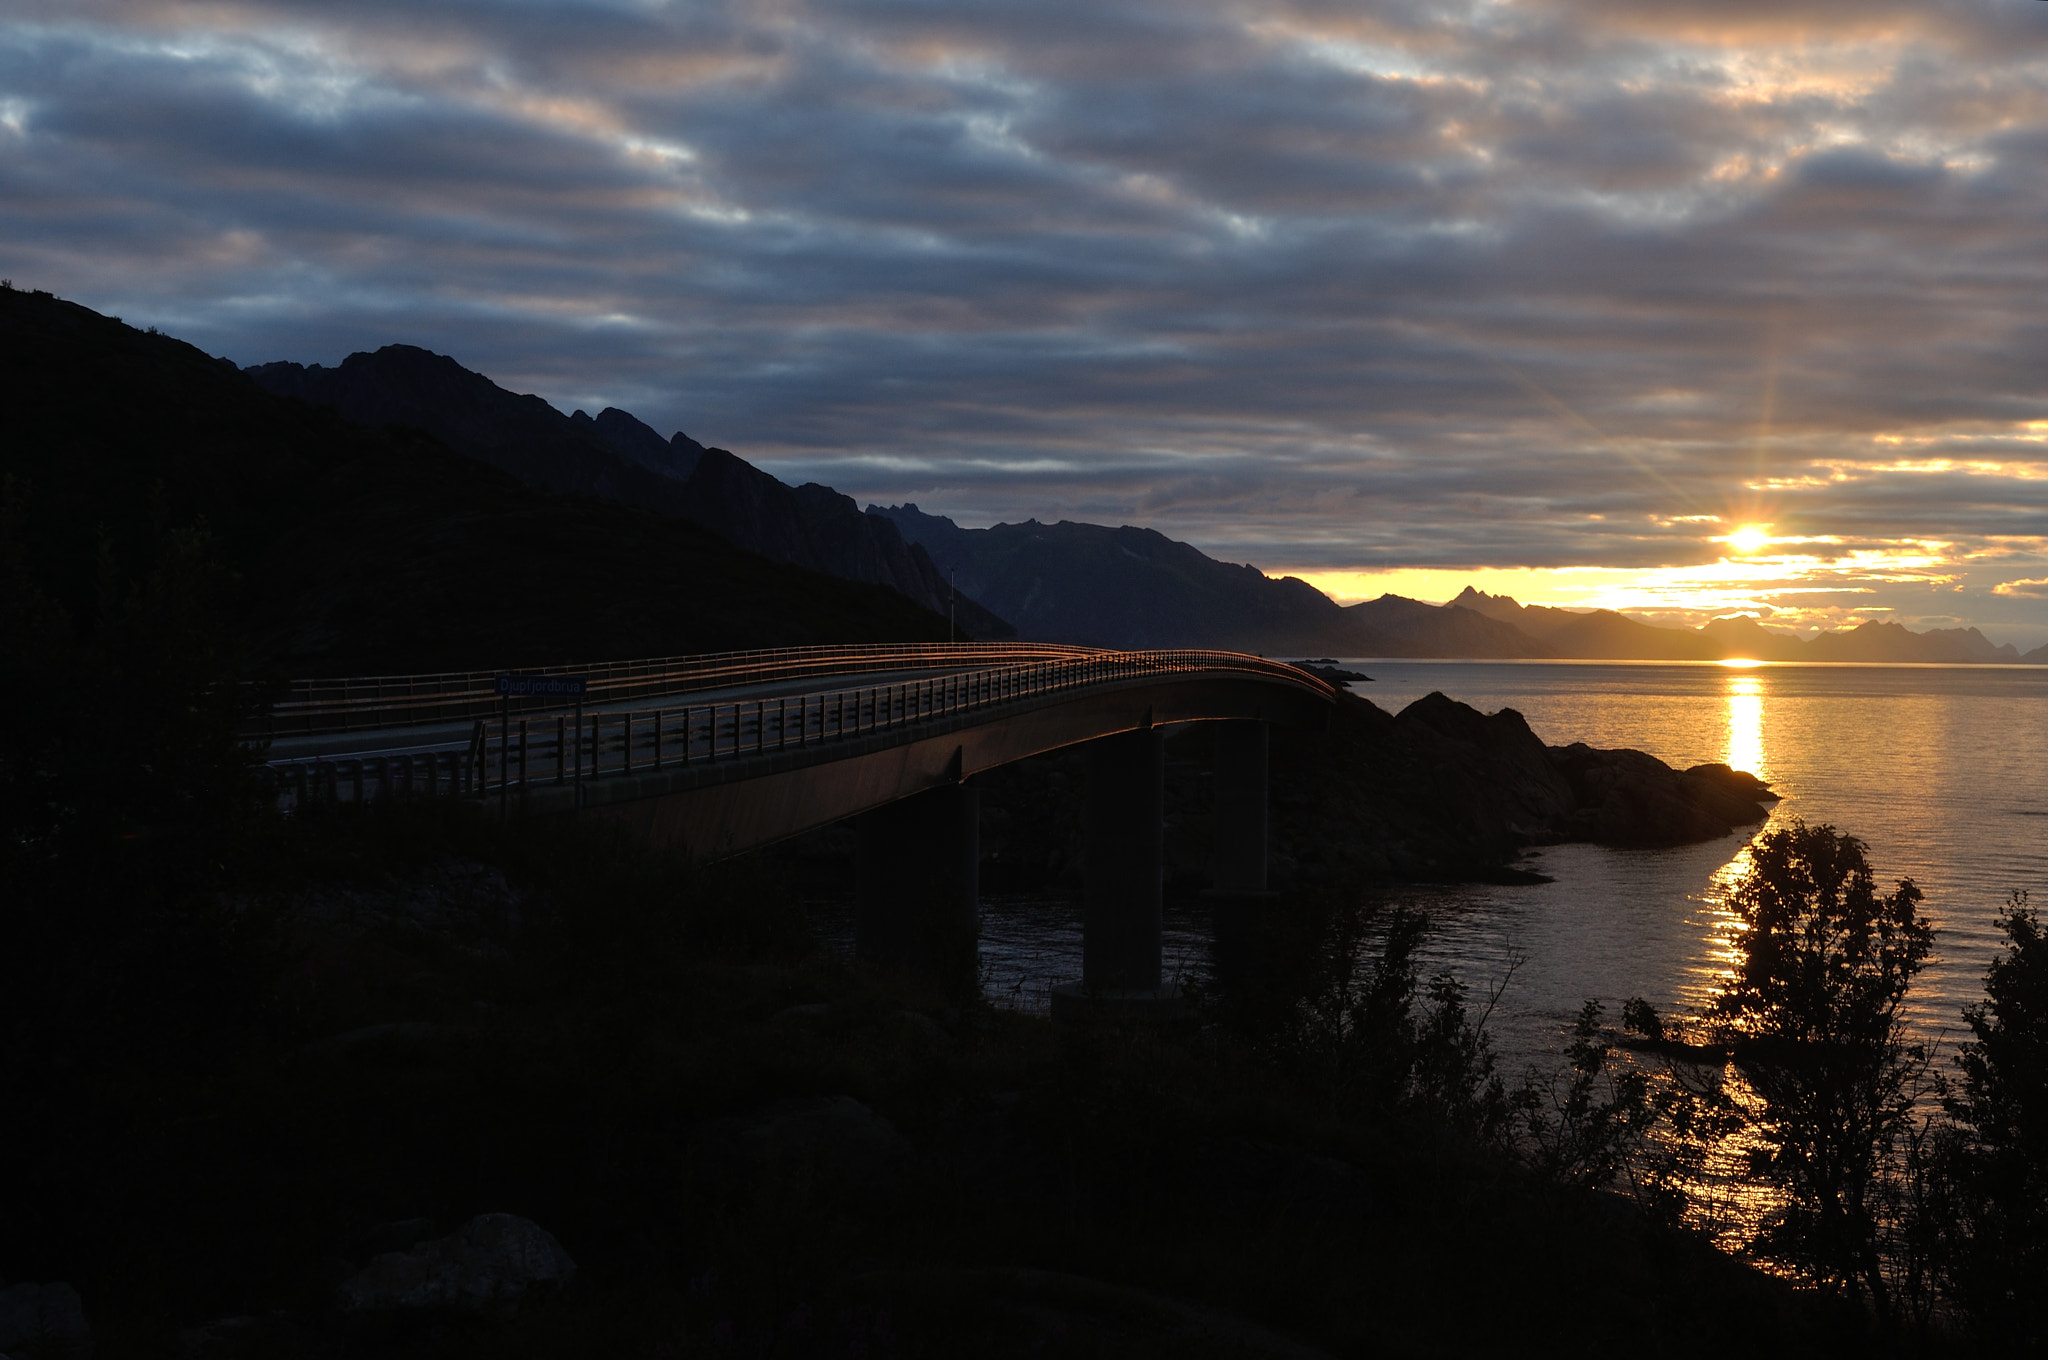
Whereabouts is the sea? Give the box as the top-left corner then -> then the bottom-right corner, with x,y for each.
975,660 -> 2048,1071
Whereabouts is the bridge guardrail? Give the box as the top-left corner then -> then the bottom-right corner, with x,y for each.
264,648 -> 1336,809
254,642 -> 1104,737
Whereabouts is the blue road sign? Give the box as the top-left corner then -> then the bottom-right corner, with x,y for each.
494,673 -> 589,699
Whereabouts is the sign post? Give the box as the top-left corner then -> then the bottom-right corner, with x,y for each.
493,673 -> 591,702
493,674 -> 590,808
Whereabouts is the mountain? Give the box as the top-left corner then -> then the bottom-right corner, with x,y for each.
1696,614 -> 1809,662
874,504 -> 1558,657
1453,587 -> 1719,660
1803,620 -> 2020,664
877,510 -> 2047,659
2,289 -> 962,673
245,347 -> 1013,639
873,504 -> 1373,652
1344,595 -> 1552,658
1454,586 -> 2030,663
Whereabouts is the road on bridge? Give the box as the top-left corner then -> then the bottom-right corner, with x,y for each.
258,642 -> 1338,1014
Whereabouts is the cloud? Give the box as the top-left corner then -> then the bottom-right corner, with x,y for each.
4,0 -> 2048,637
1994,578 -> 2048,599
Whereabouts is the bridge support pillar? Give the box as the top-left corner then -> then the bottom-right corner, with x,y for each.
1205,720 -> 1276,995
1052,726 -> 1186,1020
855,782 -> 979,997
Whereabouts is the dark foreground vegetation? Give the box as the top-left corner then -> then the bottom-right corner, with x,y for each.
1631,823 -> 2048,1353
3,785 -> 1858,1356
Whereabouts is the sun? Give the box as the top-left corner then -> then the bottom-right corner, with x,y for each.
1726,523 -> 1772,555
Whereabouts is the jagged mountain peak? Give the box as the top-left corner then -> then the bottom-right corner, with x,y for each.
245,345 -> 1014,639
578,405 -> 705,482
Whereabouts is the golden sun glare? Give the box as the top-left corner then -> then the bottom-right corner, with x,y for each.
1726,523 -> 1772,555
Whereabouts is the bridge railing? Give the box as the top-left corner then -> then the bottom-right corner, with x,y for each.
265,649 -> 1334,809
256,641 -> 1103,737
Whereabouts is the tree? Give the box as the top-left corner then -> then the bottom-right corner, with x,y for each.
1277,903 -> 1516,1152
0,481 -> 271,1071
1708,819 -> 1934,1310
1520,999 -> 1660,1194
1933,892 -> 2048,1348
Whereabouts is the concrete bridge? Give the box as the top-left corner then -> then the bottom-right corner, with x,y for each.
259,643 -> 1337,1014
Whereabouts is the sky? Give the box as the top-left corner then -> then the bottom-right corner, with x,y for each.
7,2 -> 2048,641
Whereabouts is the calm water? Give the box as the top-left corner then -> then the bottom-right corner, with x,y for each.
977,661 -> 2048,1069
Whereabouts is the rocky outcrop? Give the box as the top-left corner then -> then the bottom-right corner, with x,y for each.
1548,747 -> 1778,847
0,1282 -> 90,1359
1269,691 -> 1777,887
335,1214 -> 575,1317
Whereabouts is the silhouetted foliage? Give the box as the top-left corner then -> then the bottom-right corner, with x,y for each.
1273,903 -> 1517,1153
1704,819 -> 1935,1310
1519,1000 -> 1662,1192
1927,892 -> 2048,1349
0,479 -> 279,1084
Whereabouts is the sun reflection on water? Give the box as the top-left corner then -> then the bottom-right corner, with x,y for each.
1725,674 -> 1766,783
1665,702 -> 1795,1267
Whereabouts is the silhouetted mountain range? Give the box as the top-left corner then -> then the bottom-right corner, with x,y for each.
1451,586 -> 2030,664
12,291 -> 2039,667
863,507 -> 1348,651
876,508 -> 2042,660
2,291 -> 962,673
245,347 -> 1014,639
221,334 -> 2045,665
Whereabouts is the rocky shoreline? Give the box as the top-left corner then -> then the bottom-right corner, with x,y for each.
1265,690 -> 1776,889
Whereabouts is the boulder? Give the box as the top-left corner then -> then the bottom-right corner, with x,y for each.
175,1313 -> 291,1359
0,1282 -> 90,1359
335,1214 -> 575,1316
1185,1139 -> 1375,1229
1548,744 -> 1774,846
701,1096 -> 910,1189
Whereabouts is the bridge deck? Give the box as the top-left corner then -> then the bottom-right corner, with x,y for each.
261,644 -> 1336,858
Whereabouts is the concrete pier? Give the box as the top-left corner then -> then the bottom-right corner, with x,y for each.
1206,719 -> 1276,994
1053,725 -> 1186,1019
1081,726 -> 1166,989
855,782 -> 979,995
1210,720 -> 1269,892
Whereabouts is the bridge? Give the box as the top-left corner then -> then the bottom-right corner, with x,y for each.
258,643 -> 1338,1015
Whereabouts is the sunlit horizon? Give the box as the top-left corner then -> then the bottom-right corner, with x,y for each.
1274,520 -> 2041,642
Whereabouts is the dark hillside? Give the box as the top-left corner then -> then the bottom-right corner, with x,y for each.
247,347 -> 1015,640
244,345 -> 702,519
1,290 -> 953,674
874,503 -> 1375,652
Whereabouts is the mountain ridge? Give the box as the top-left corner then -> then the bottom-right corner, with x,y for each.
1,290 -> 963,674
1451,585 -> 2029,664
245,347 -> 1015,639
870,515 -> 2043,659
232,339 -> 2044,663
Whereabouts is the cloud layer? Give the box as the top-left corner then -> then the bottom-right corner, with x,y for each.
8,0 -> 2048,636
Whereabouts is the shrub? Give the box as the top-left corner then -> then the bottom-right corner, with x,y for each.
1706,819 -> 1934,1310
1931,892 -> 2048,1348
